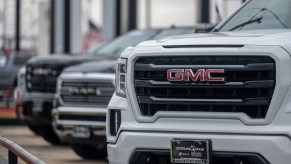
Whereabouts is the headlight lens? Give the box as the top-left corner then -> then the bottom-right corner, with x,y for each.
115,58 -> 127,97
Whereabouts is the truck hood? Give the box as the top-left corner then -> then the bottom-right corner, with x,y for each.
27,54 -> 93,65
26,53 -> 119,67
63,60 -> 117,74
136,29 -> 291,48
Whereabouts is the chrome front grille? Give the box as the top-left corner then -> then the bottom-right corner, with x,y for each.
134,56 -> 276,119
60,81 -> 114,106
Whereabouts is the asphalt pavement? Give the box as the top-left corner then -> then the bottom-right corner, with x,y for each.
0,126 -> 108,164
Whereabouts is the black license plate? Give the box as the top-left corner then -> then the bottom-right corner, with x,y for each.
171,139 -> 211,164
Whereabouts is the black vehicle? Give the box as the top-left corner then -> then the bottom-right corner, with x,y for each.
23,29 -> 161,144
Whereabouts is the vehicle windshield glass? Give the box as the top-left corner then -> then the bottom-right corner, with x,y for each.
219,0 -> 291,32
86,42 -> 106,55
95,30 -> 158,57
153,28 -> 195,39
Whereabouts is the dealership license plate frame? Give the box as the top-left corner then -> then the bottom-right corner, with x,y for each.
72,126 -> 91,138
32,100 -> 43,112
171,139 -> 212,164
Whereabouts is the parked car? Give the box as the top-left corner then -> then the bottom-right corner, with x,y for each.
23,29 -> 161,144
51,25 -> 215,159
0,51 -> 34,108
107,0 -> 291,164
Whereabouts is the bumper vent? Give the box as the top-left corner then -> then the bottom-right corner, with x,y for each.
26,64 -> 64,93
134,56 -> 276,119
109,110 -> 121,136
130,150 -> 269,164
59,114 -> 106,122
60,81 -> 114,106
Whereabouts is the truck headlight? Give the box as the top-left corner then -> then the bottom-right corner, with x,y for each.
115,58 -> 127,97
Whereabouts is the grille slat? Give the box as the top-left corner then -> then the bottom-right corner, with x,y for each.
135,63 -> 275,71
109,110 -> 121,136
135,80 -> 274,88
59,114 -> 106,122
134,56 -> 276,119
138,96 -> 270,105
60,81 -> 114,106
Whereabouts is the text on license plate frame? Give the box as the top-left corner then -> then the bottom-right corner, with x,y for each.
171,139 -> 212,164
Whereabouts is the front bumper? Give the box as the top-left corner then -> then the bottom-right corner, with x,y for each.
53,106 -> 107,144
108,131 -> 291,164
22,92 -> 55,126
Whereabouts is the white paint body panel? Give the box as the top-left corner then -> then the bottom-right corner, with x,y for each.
107,30 -> 291,163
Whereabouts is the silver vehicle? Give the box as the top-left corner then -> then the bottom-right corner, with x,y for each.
53,61 -> 116,159
107,0 -> 291,163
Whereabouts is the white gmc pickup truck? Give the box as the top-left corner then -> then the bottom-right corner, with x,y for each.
107,0 -> 291,163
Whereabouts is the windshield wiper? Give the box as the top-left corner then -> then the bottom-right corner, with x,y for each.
229,7 -> 288,31
229,16 -> 263,31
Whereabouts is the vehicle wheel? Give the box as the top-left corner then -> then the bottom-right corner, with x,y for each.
71,143 -> 107,160
37,126 -> 62,145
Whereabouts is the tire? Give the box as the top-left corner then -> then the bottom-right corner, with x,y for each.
27,123 -> 40,135
37,126 -> 62,145
71,143 -> 107,160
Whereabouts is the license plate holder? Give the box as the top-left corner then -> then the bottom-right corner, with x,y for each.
72,126 -> 90,138
171,139 -> 212,164
32,100 -> 43,112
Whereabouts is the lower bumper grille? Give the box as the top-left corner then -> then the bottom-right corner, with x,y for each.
59,114 -> 106,122
134,56 -> 276,119
109,110 -> 121,136
130,150 -> 269,164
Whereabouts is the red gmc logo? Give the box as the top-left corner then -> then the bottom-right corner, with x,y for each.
167,69 -> 225,82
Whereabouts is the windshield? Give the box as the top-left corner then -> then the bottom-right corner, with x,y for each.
219,0 -> 291,32
87,42 -> 107,55
95,30 -> 158,57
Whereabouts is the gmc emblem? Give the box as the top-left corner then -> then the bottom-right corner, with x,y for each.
167,69 -> 225,82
